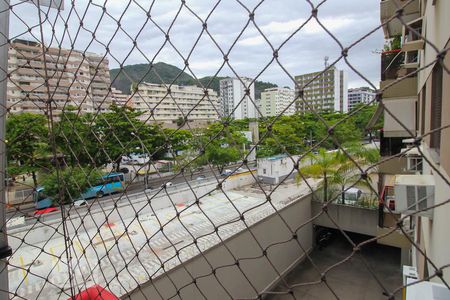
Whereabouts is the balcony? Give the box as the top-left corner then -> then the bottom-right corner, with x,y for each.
402,18 -> 424,52
380,50 -> 418,99
376,185 -> 412,248
380,0 -> 420,38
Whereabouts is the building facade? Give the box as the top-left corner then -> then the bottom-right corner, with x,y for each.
375,0 -> 450,293
219,77 -> 256,119
7,39 -> 112,115
294,67 -> 348,113
131,82 -> 220,127
260,87 -> 295,117
111,87 -> 130,107
347,87 -> 376,111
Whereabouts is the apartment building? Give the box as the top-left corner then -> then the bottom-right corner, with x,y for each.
219,77 -> 256,119
375,0 -> 450,295
131,82 -> 220,127
111,87 -> 130,107
260,87 -> 295,117
294,66 -> 348,113
7,39 -> 112,115
347,87 -> 376,111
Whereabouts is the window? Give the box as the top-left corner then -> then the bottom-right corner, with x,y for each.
430,63 -> 442,152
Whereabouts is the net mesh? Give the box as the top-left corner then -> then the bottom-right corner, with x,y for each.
0,0 -> 449,299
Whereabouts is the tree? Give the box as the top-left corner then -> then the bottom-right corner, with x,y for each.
201,122 -> 248,173
163,128 -> 193,154
297,149 -> 340,203
94,104 -> 163,170
297,144 -> 379,204
173,149 -> 207,179
205,145 -> 240,173
41,167 -> 102,204
55,108 -> 99,167
329,145 -> 380,204
6,113 -> 49,187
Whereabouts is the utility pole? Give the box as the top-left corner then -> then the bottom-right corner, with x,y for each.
0,0 -> 11,296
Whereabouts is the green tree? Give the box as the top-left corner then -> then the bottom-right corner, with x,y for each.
297,145 -> 379,204
297,149 -> 340,203
6,113 -> 49,187
55,108 -> 99,167
41,167 -> 102,204
94,104 -> 163,170
201,122 -> 248,173
163,128 -> 193,154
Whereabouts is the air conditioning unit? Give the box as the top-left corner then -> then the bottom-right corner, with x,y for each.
394,175 -> 435,218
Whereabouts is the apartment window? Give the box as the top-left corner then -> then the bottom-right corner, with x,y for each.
430,63 -> 442,152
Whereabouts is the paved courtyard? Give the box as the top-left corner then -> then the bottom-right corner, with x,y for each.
267,230 -> 403,300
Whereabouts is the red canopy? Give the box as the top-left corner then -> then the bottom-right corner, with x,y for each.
69,285 -> 119,300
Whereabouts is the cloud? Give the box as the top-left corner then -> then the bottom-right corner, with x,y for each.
7,0 -> 384,89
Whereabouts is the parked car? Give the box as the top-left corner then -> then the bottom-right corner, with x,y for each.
221,169 -> 232,176
161,181 -> 173,188
129,153 -> 150,165
74,199 -> 87,207
343,188 -> 362,205
34,207 -> 58,215
195,175 -> 206,180
122,156 -> 138,165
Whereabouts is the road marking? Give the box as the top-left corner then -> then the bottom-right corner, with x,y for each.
49,247 -> 60,272
19,256 -> 28,286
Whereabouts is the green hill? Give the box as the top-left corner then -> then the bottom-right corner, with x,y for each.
110,63 -> 277,98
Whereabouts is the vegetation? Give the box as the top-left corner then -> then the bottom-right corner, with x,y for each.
297,144 -> 380,203
41,167 -> 102,204
6,113 -> 49,187
6,103 -> 380,203
257,104 -> 381,158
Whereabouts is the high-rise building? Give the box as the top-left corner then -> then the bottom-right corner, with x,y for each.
260,87 -> 295,117
131,82 -> 220,127
219,77 -> 256,119
294,66 -> 348,113
347,87 -> 376,111
7,39 -> 112,115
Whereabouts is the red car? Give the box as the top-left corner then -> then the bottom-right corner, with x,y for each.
34,207 -> 58,215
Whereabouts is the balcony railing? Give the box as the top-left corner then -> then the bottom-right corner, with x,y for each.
381,49 -> 404,81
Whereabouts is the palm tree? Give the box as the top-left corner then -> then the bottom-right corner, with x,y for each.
296,149 -> 340,203
296,144 -> 380,204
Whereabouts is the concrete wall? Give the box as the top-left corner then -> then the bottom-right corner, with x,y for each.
311,201 -> 378,236
125,194 -> 313,300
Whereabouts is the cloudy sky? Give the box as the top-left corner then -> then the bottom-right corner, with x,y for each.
9,0 -> 384,89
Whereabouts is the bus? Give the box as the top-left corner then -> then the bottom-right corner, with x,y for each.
34,173 -> 125,210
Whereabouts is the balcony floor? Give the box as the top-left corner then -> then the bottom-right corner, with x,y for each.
267,230 -> 402,299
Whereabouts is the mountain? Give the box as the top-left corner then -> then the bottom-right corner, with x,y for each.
109,63 -> 277,99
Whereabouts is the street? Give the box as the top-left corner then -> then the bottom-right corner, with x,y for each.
7,177 -> 318,299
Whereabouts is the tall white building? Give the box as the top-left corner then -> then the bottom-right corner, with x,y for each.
7,39 -> 112,115
347,87 -> 376,111
260,87 -> 295,117
131,82 -> 220,127
219,77 -> 256,119
294,66 -> 348,113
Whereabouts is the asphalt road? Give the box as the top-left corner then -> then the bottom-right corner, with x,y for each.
6,163 -> 252,220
